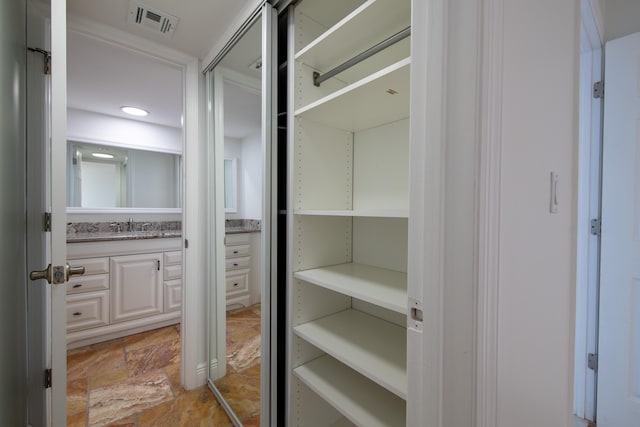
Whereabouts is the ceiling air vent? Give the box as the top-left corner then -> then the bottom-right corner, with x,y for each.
128,1 -> 178,38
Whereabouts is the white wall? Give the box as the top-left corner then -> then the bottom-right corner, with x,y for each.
240,132 -> 262,219
67,108 -> 182,154
224,132 -> 262,219
0,0 -> 28,424
496,0 -> 578,425
603,0 -> 640,41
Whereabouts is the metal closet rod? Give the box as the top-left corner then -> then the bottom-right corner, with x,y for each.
313,26 -> 411,87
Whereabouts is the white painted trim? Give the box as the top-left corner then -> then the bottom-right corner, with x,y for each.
51,1 -> 68,425
574,0 -> 603,420
407,0 -> 446,425
262,5 -> 278,425
587,0 -> 604,45
65,12 -> 206,392
475,0 -> 504,426
181,56 -> 206,390
197,362 -> 208,385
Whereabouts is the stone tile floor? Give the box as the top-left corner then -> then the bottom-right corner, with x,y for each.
66,303 -> 262,426
66,324 -> 233,426
214,304 -> 261,425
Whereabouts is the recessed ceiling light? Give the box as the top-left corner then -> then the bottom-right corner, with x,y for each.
92,152 -> 115,159
121,106 -> 149,117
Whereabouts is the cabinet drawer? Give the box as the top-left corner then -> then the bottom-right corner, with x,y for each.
225,244 -> 250,258
66,273 -> 109,294
225,233 -> 250,245
66,290 -> 109,332
164,250 -> 182,266
225,256 -> 250,271
164,279 -> 182,312
225,273 -> 249,294
164,264 -> 182,281
71,257 -> 109,275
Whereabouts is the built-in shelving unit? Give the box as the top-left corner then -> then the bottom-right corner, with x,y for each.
294,309 -> 407,398
295,0 -> 410,74
294,263 -> 407,313
294,209 -> 408,218
288,0 -> 411,424
294,356 -> 406,427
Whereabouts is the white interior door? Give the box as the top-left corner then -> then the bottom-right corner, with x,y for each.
50,1 -> 68,425
598,31 -> 640,425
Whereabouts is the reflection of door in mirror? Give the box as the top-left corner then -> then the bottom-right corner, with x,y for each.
207,11 -> 266,426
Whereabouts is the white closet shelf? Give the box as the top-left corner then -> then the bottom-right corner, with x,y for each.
294,263 -> 407,314
294,209 -> 408,218
294,355 -> 406,427
295,0 -> 411,73
294,58 -> 410,132
294,309 -> 407,398
330,419 -> 356,427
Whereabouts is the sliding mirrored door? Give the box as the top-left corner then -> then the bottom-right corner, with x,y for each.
206,3 -> 277,425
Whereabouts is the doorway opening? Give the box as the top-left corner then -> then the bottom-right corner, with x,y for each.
63,20 -> 196,426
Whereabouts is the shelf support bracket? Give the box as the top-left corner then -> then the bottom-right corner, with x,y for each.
313,26 -> 411,87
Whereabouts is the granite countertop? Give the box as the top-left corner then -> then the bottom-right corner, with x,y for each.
67,230 -> 182,243
225,219 -> 261,234
67,221 -> 182,243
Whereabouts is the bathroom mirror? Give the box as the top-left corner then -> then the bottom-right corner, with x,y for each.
67,141 -> 182,209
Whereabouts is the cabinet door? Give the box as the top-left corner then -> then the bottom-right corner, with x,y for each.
110,253 -> 163,323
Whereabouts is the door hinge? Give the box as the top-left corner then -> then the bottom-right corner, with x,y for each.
593,81 -> 604,99
44,368 -> 52,388
587,353 -> 598,371
590,218 -> 601,236
43,212 -> 52,232
27,47 -> 51,74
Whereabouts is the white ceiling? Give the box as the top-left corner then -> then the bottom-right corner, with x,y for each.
66,0 -> 262,134
67,0 -> 257,59
67,30 -> 183,128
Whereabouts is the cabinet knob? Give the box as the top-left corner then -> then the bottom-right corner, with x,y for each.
233,283 -> 239,287
233,250 -> 239,254
73,312 -> 82,316
73,284 -> 82,289
233,263 -> 238,267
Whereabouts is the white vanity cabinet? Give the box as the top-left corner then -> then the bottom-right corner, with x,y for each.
66,238 -> 182,348
110,253 -> 163,323
225,233 -> 251,309
287,0 -> 411,425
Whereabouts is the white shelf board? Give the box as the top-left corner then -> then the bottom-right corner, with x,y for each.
294,209 -> 408,218
295,0 -> 411,73
331,419 -> 356,427
294,58 -> 410,132
294,263 -> 406,314
294,355 -> 406,427
294,309 -> 407,398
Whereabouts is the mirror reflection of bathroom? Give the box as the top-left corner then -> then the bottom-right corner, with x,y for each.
209,14 -> 263,425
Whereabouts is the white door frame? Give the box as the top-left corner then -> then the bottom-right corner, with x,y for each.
63,15 -> 204,389
574,0 -> 603,421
